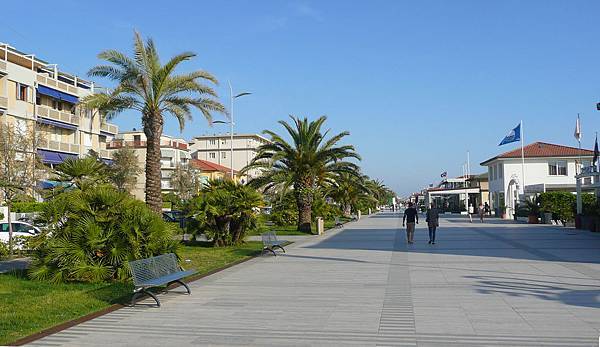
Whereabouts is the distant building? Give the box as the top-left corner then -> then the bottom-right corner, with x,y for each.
0,42 -> 118,167
188,133 -> 270,180
108,130 -> 191,201
425,174 -> 489,213
480,142 -> 593,219
190,159 -> 240,183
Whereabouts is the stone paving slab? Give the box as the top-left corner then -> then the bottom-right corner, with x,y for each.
27,213 -> 600,346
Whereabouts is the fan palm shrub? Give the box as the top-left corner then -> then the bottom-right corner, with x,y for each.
54,156 -> 108,190
28,186 -> 178,283
184,180 -> 263,246
244,116 -> 360,232
80,32 -> 226,213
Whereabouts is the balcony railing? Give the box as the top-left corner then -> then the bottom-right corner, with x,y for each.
99,149 -> 112,159
39,139 -> 80,154
100,122 -> 118,134
0,95 -> 7,109
36,74 -> 79,96
107,140 -> 147,149
0,60 -> 6,73
38,105 -> 80,126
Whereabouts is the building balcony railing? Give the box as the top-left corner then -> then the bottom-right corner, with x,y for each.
100,122 -> 118,135
37,105 -> 80,126
39,139 -> 80,154
0,60 -> 6,74
36,74 -> 79,96
0,95 -> 7,109
99,149 -> 112,159
107,140 -> 147,149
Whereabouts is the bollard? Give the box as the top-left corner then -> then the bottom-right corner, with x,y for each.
368,208 -> 372,215
357,210 -> 362,220
316,217 -> 324,235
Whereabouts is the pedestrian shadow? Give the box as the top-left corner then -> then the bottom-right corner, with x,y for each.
467,274 -> 600,308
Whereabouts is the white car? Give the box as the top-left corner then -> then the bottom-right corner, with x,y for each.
0,221 -> 41,243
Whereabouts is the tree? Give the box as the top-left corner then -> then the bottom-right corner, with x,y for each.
54,156 -> 108,190
244,116 -> 360,232
0,120 -> 44,256
184,180 -> 263,246
328,173 -> 374,216
109,146 -> 142,193
170,163 -> 202,201
80,32 -> 226,214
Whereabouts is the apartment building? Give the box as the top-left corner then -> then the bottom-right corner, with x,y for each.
0,43 -> 118,167
190,159 -> 240,183
107,130 -> 191,201
188,133 -> 270,180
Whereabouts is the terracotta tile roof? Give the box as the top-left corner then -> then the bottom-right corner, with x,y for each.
190,159 -> 238,174
481,142 -> 594,165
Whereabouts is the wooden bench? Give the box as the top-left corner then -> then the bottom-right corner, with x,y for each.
261,231 -> 287,256
128,253 -> 195,307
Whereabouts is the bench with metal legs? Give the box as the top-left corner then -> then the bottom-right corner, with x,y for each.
128,253 -> 195,307
261,232 -> 287,256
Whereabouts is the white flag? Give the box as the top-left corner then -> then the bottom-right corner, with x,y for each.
574,115 -> 581,142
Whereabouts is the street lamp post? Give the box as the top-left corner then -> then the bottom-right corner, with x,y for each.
213,81 -> 251,180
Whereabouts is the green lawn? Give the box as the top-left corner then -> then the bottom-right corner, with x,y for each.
0,241 -> 263,345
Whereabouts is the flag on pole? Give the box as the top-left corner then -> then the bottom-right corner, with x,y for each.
499,123 -> 521,146
594,134 -> 599,166
574,115 -> 581,142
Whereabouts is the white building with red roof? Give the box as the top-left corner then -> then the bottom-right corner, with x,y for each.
480,142 -> 594,219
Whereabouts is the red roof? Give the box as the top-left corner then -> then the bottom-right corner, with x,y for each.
190,159 -> 238,174
481,142 -> 594,165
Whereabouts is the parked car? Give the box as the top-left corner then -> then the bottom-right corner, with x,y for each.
0,221 -> 41,244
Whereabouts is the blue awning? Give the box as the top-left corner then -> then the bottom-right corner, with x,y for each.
37,85 -> 78,104
36,117 -> 77,130
37,149 -> 77,165
37,180 -> 72,190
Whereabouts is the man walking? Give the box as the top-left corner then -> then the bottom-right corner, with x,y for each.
426,203 -> 440,244
402,202 -> 419,244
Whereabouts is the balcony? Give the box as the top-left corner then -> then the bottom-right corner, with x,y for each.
0,60 -> 6,75
100,122 -> 118,135
39,139 -> 80,154
0,95 -> 7,109
36,74 -> 79,96
107,140 -> 146,149
99,149 -> 112,159
38,105 -> 80,126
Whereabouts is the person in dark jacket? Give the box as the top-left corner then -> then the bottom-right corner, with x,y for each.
402,202 -> 419,244
425,203 -> 440,244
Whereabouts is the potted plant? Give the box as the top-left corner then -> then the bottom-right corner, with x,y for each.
499,204 -> 507,219
524,197 -> 540,224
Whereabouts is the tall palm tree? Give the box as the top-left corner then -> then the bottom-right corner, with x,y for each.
80,32 -> 226,213
328,172 -> 374,216
245,116 -> 360,232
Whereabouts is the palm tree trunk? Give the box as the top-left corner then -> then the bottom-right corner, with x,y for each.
295,184 -> 313,232
144,115 -> 163,214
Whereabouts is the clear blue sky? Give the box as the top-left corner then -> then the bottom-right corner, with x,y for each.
3,0 -> 600,196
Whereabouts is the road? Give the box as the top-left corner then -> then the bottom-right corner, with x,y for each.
29,212 -> 600,346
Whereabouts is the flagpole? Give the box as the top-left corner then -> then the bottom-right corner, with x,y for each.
520,120 -> 525,196
577,114 -> 582,175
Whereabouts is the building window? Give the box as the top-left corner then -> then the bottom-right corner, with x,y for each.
52,100 -> 62,111
221,152 -> 227,159
209,152 -> 216,159
548,160 -> 567,176
16,83 -> 28,101
498,164 -> 503,179
35,94 -> 41,105
491,165 -> 496,180
210,139 -> 216,145
221,139 -> 227,145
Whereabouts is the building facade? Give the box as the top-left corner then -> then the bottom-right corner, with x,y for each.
0,43 -> 118,168
190,159 -> 239,183
107,130 -> 191,201
188,133 -> 270,180
425,174 -> 489,213
481,142 -> 593,219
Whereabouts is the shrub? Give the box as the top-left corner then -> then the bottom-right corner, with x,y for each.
580,194 -> 597,216
11,201 -> 47,213
185,180 -> 263,247
0,241 -> 8,260
269,193 -> 297,226
539,191 -> 576,222
28,186 -> 178,283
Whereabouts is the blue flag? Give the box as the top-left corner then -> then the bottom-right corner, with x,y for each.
499,123 -> 521,146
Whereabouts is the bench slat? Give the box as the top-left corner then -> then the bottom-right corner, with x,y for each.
138,270 -> 196,287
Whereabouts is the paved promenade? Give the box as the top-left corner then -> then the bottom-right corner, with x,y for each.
29,213 -> 600,346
